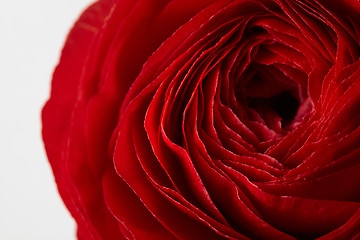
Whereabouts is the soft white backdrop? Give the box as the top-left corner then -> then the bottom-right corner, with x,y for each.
0,0 -> 93,239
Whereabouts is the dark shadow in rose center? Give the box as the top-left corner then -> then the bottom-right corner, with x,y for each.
247,91 -> 300,128
269,92 -> 299,126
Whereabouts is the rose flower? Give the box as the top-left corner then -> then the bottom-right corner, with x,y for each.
42,0 -> 360,239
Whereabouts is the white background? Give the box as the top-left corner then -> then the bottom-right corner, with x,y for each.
0,0 -> 93,239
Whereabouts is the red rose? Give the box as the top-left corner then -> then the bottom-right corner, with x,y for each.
42,0 -> 360,239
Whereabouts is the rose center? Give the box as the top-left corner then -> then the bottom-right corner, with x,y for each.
236,63 -> 306,130
247,91 -> 300,128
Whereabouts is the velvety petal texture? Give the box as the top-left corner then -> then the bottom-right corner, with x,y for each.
43,0 -> 360,239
